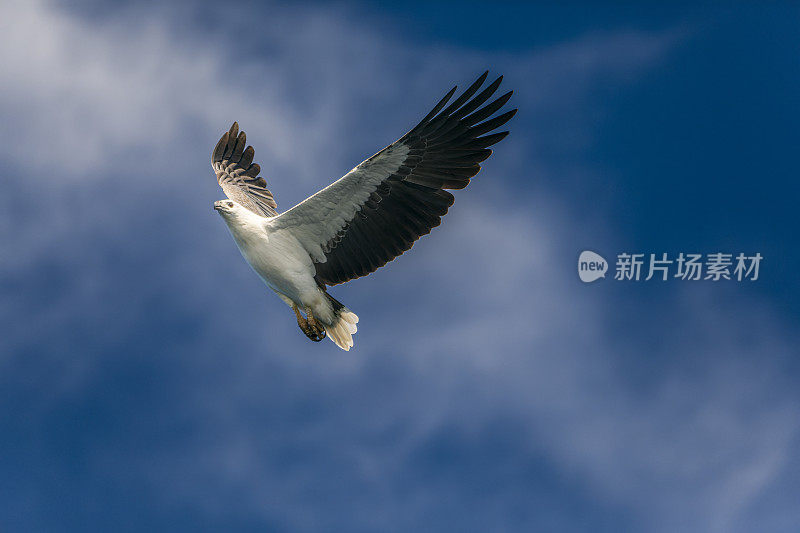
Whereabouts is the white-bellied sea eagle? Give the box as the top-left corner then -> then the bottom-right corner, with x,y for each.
211,72 -> 515,350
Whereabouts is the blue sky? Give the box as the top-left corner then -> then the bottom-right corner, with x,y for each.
1,1 -> 799,531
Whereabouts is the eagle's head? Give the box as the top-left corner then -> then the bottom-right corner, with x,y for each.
213,199 -> 241,217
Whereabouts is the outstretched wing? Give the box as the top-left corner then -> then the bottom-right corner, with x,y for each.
212,122 -> 278,217
271,71 -> 516,285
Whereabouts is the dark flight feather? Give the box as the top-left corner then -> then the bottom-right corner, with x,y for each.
314,73 -> 516,285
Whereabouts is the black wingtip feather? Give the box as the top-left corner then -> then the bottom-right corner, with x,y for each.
475,108 -> 517,134
450,76 -> 503,121
462,90 -> 514,127
212,132 -> 228,163
439,71 -> 489,117
462,131 -> 510,149
412,85 -> 458,131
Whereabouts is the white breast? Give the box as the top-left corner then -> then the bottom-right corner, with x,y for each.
222,210 -> 317,302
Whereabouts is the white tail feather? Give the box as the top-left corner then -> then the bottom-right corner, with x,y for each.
325,308 -> 359,351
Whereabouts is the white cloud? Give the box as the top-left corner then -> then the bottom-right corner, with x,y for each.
2,2 -> 797,532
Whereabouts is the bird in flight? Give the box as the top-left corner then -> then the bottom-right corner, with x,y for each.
212,72 -> 515,350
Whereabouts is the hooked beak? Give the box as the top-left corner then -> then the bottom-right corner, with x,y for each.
213,201 -> 223,212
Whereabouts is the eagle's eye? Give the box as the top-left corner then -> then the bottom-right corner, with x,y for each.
227,202 -> 234,208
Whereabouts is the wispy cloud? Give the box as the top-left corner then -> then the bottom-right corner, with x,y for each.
1,2 -> 797,532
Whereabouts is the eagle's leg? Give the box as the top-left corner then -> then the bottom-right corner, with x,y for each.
294,305 -> 326,342
305,307 -> 327,342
